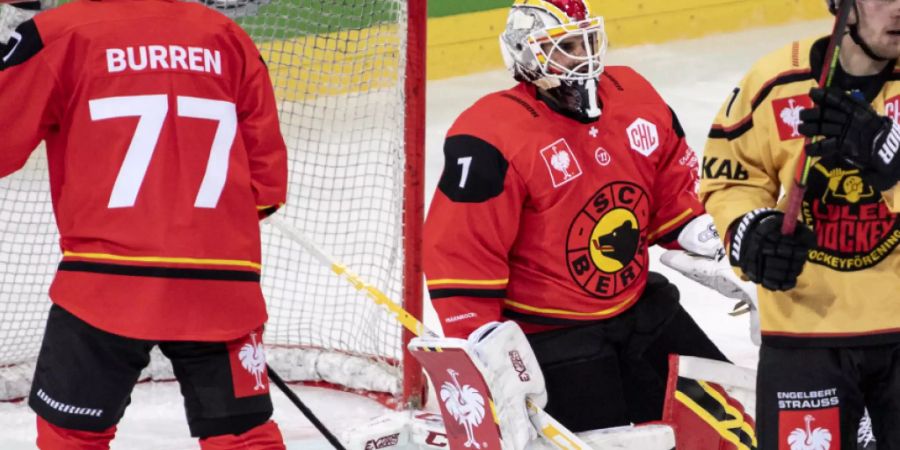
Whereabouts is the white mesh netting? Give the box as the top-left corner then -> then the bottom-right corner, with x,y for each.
0,0 -> 418,405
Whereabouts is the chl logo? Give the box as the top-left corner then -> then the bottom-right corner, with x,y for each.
566,182 -> 649,298
886,95 -> 900,125
627,118 -> 659,156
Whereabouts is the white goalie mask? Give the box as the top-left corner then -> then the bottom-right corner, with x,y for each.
500,0 -> 608,121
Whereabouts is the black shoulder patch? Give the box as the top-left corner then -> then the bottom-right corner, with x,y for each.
0,19 -> 44,70
668,106 -> 685,138
439,135 -> 509,203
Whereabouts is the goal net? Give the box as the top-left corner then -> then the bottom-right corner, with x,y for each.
0,0 -> 425,409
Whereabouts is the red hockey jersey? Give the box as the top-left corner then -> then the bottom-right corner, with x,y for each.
0,0 -> 287,341
425,67 -> 703,337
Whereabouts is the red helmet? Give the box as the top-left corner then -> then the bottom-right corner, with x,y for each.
545,0 -> 589,21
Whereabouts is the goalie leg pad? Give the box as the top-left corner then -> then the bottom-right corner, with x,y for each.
468,321 -> 548,450
662,355 -> 757,450
410,322 -> 546,450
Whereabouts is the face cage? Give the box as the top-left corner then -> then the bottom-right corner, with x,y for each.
526,16 -> 607,81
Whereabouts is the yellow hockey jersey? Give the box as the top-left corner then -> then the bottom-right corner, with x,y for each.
701,36 -> 900,347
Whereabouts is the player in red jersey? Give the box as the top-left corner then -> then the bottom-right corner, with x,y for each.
423,0 -> 754,440
0,1 -> 287,448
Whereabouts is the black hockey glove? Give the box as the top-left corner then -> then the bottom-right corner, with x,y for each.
799,87 -> 900,191
728,208 -> 816,292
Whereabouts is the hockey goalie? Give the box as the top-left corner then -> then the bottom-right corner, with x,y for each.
419,0 -> 755,446
348,1 -> 760,449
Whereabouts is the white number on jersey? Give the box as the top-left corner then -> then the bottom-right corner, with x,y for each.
89,94 -> 237,209
457,156 -> 473,188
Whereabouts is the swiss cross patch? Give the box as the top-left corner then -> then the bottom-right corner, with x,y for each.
626,118 -> 659,156
886,95 -> 900,125
540,138 -> 583,188
778,407 -> 839,450
773,95 -> 813,141
226,329 -> 270,398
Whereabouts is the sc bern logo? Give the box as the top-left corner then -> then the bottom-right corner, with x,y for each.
566,182 -> 649,298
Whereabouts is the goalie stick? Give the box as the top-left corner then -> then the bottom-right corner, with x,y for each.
266,214 -> 591,450
780,0 -> 854,234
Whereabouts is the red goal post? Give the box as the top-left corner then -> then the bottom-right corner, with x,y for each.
0,0 -> 427,409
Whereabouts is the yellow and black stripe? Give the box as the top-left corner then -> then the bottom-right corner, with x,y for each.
59,251 -> 261,282
647,207 -> 696,243
257,202 -> 284,219
675,377 -> 757,450
427,278 -> 508,299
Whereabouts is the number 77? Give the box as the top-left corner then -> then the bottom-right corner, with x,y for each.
89,94 -> 237,209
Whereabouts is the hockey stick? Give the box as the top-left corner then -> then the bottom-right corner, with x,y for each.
266,214 -> 592,450
266,365 -> 348,450
781,0 -> 853,234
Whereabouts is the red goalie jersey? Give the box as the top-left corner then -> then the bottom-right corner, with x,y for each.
425,67 -> 703,337
0,0 -> 287,341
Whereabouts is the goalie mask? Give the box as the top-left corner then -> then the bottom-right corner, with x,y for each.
500,0 -> 608,122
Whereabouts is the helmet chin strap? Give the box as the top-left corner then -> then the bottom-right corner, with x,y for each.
845,1 -> 890,63
534,77 -> 602,123
848,23 -> 890,62
533,77 -> 562,90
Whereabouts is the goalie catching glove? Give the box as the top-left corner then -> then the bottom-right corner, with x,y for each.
660,214 -> 761,345
659,214 -> 756,303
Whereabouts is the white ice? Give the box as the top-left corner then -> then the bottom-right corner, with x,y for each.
0,18 -> 832,449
